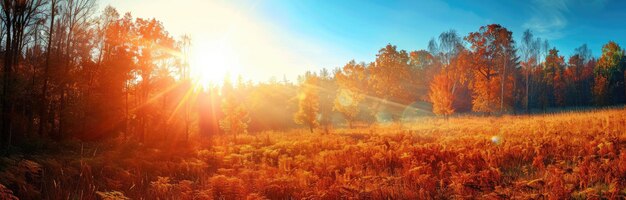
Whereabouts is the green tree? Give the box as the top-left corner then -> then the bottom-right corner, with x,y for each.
544,48 -> 566,107
594,41 -> 626,105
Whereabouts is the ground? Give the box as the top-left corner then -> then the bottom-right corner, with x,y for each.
1,108 -> 626,199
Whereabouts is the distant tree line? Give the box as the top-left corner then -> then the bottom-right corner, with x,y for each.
292,25 -> 625,131
0,0 -> 625,147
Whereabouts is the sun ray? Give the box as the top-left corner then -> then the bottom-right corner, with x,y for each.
167,83 -> 200,123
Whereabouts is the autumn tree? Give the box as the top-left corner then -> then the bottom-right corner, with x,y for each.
429,72 -> 455,118
465,24 -> 517,114
594,41 -> 626,105
317,69 -> 336,134
334,60 -> 367,128
94,11 -> 137,139
564,44 -> 594,106
369,44 -> 413,104
427,30 -> 472,112
543,48 -> 566,107
294,72 -> 320,133
408,50 -> 437,101
219,78 -> 250,141
134,17 -> 176,142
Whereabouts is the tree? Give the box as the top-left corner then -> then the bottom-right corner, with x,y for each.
1,0 -> 47,147
594,41 -> 626,105
317,68 -> 336,134
294,73 -> 320,133
428,30 -> 471,112
519,29 -> 541,112
56,0 -> 96,139
408,50 -> 436,101
369,44 -> 413,104
449,49 -> 474,111
219,81 -> 250,141
564,45 -> 594,106
428,30 -> 464,70
93,11 -> 136,139
544,48 -> 566,107
429,72 -> 455,118
465,24 -> 517,114
134,17 -> 176,142
334,60 -> 367,128
38,0 -> 60,137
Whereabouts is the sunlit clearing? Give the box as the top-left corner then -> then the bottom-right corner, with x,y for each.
190,40 -> 240,90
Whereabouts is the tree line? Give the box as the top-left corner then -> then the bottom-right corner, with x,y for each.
290,25 -> 625,131
215,24 -> 625,134
1,1 -> 625,147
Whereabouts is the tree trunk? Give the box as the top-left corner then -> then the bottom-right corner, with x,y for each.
501,58 -> 506,114
2,17 -> 13,148
525,65 -> 530,114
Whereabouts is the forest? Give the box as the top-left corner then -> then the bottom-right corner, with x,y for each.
1,0 -> 626,199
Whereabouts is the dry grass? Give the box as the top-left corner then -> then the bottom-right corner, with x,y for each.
2,108 -> 626,199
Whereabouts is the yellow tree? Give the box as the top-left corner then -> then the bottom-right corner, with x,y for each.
428,31 -> 474,113
409,50 -> 437,101
294,73 -> 320,133
369,44 -> 413,104
334,60 -> 367,128
219,91 -> 250,141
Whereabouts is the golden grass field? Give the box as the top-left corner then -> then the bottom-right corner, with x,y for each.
2,108 -> 626,199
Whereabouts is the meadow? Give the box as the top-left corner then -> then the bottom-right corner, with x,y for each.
1,108 -> 626,199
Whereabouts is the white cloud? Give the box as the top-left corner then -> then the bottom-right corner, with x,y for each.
523,0 -> 569,39
522,0 -> 608,40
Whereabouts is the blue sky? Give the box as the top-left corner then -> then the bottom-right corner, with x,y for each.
253,0 -> 626,58
103,0 -> 626,81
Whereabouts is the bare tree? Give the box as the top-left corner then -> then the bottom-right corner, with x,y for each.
520,29 -> 540,113
38,0 -> 59,137
56,0 -> 95,139
1,0 -> 47,147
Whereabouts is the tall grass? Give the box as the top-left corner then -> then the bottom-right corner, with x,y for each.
1,108 -> 626,199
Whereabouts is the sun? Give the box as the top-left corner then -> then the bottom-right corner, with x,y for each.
189,40 -> 240,90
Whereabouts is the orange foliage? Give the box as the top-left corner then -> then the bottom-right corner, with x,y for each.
429,72 -> 455,117
1,108 -> 626,199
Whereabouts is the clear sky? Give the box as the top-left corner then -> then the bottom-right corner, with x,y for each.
100,0 -> 626,82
